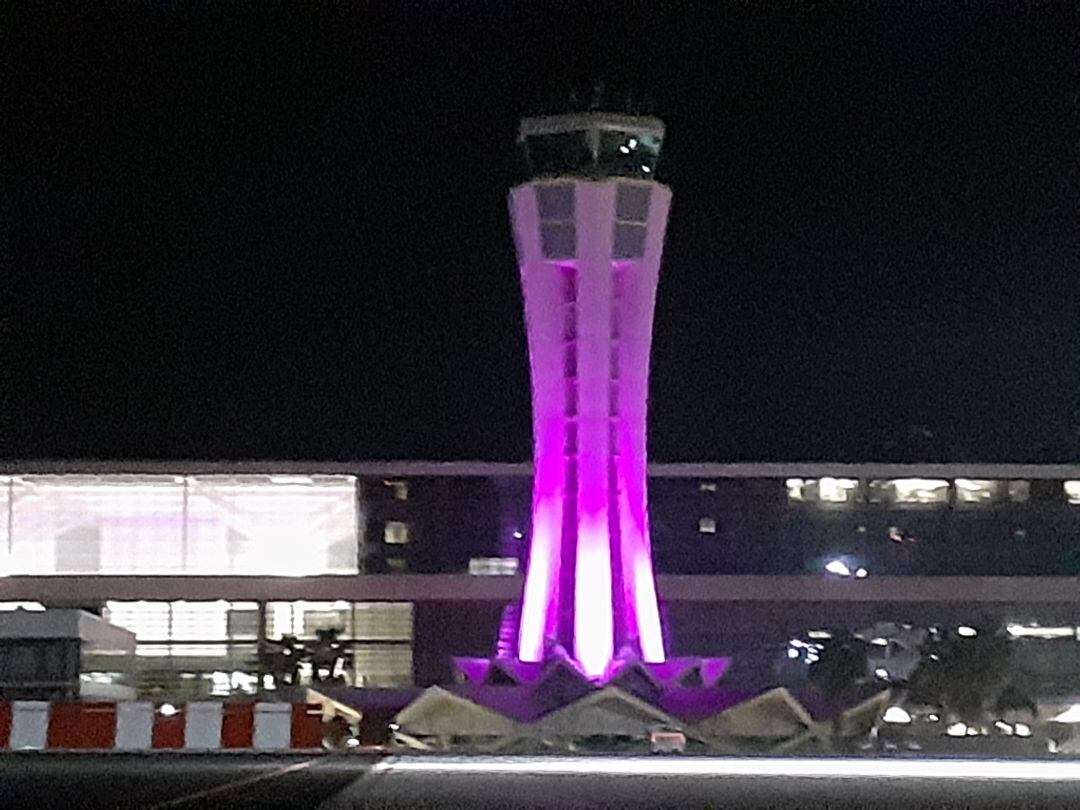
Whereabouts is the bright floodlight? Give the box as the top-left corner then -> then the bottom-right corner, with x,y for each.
159,703 -> 179,717
1053,705 -> 1080,724
957,626 -> 978,637
855,567 -> 868,578
825,559 -> 851,577
946,722 -> 968,737
882,706 -> 912,724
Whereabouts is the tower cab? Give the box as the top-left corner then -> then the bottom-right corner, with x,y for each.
516,113 -> 665,182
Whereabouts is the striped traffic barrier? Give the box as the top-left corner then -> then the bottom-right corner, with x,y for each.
0,701 -> 324,751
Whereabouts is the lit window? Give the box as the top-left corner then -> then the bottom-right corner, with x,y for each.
353,644 -> 413,688
469,557 -> 520,576
955,479 -> 998,504
698,517 -> 717,534
1065,482 -> 1080,505
353,602 -> 413,641
8,474 -> 360,577
818,477 -> 858,503
699,482 -> 717,493
226,605 -> 260,640
384,480 -> 408,501
384,521 -> 409,545
105,600 -> 243,657
786,478 -> 807,501
1008,480 -> 1031,503
888,479 -> 949,505
786,477 -> 857,504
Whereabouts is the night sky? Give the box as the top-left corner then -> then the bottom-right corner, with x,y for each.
8,3 -> 1079,463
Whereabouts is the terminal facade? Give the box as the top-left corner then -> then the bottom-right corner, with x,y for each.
3,461 -> 1080,697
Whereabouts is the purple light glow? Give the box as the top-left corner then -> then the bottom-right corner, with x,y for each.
512,172 -> 672,679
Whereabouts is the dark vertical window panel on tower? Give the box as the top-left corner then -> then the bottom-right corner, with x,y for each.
563,342 -> 577,380
535,184 -> 576,220
541,223 -> 576,259
563,305 -> 577,341
597,132 -> 662,177
613,223 -> 647,259
564,379 -> 579,418
564,422 -> 578,456
616,184 -> 652,223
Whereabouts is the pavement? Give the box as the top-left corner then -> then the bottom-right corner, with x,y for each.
0,752 -> 366,810
7,753 -> 1080,809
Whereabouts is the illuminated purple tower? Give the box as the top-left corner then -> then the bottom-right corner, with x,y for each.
511,113 -> 670,678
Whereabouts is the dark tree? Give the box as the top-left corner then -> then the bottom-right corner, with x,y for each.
808,632 -> 870,699
908,626 -> 1013,723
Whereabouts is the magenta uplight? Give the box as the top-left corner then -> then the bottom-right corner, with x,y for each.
510,114 -> 672,678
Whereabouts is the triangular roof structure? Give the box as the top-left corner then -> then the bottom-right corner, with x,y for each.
794,683 -> 893,723
833,689 -> 892,738
647,657 -> 732,689
537,686 -> 678,738
448,683 -> 549,724
689,687 -> 814,742
394,686 -> 520,737
607,659 -> 663,705
532,657 -> 595,714
659,687 -> 757,724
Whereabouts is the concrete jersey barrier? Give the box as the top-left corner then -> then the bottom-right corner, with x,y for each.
0,701 -> 324,751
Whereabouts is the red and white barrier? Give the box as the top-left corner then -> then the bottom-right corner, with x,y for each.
0,701 -> 324,751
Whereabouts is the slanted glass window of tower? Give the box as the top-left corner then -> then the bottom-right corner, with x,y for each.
517,115 -> 663,181
522,131 -> 594,178
597,130 -> 661,177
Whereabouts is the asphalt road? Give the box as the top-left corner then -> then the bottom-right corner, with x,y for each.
6,754 -> 1080,809
0,753 -> 366,810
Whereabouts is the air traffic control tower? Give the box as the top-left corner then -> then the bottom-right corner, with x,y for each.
509,113 -> 672,678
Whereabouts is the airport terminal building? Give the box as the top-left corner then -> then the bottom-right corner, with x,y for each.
3,460 -> 1080,698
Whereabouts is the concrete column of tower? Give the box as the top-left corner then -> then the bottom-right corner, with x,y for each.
571,182 -> 617,677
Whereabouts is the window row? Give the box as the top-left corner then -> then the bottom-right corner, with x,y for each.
534,182 -> 653,260
102,600 -> 413,645
780,477 -> 1052,506
520,130 -> 661,181
0,474 -> 359,576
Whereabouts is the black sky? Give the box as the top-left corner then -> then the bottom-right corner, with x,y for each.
7,2 -> 1080,463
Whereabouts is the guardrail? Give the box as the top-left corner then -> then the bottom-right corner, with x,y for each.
0,701 -> 323,751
